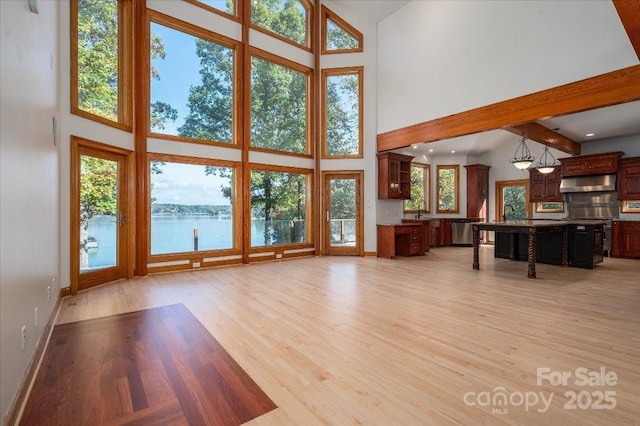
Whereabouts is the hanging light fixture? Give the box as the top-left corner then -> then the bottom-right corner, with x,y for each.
510,135 -> 534,170
535,128 -> 560,174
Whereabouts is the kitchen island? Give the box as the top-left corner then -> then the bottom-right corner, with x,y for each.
472,220 -> 604,278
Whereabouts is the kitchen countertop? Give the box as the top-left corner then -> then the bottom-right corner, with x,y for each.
485,219 -> 605,227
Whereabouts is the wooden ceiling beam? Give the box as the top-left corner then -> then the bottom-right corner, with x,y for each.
377,64 -> 640,153
613,0 -> 640,60
503,123 -> 580,155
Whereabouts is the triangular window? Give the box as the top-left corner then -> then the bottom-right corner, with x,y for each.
322,6 -> 363,54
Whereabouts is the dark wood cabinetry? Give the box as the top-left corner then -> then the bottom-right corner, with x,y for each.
529,168 -> 562,202
612,221 -> 640,259
377,224 -> 423,258
559,151 -> 623,177
464,164 -> 490,219
377,152 -> 413,199
618,157 -> 640,200
401,219 -> 430,253
429,219 -> 440,247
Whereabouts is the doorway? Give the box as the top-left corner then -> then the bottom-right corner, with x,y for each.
322,171 -> 363,256
71,137 -> 133,293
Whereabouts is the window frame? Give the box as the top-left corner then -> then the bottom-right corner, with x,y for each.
436,164 -> 460,214
147,10 -> 242,148
249,48 -> 313,158
495,179 -> 532,221
183,0 -> 241,22
147,153 -> 242,267
404,163 -> 431,215
321,5 -> 363,54
71,0 -> 133,130
249,0 -> 313,52
248,163 -> 315,254
321,66 -> 363,159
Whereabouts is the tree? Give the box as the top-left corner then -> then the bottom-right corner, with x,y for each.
77,0 -> 119,120
325,73 -> 359,155
179,0 -> 309,246
80,155 -> 117,230
326,19 -> 359,51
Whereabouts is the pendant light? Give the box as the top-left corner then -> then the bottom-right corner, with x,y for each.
510,135 -> 534,170
534,128 -> 560,174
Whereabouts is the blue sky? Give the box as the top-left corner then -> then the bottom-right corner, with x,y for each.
151,162 -> 231,206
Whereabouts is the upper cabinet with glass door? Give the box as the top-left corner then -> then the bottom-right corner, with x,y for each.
377,152 -> 413,199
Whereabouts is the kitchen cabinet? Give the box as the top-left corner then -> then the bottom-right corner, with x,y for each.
612,221 -> 640,259
377,152 -> 413,199
377,224 -> 422,258
559,151 -> 623,177
465,164 -> 491,219
401,219 -> 430,253
440,218 -> 452,246
529,168 -> 562,202
618,157 -> 640,200
429,219 -> 441,247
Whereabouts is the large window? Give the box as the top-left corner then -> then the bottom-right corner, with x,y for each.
251,0 -> 311,49
150,158 -> 237,255
250,52 -> 310,155
72,0 -> 132,128
436,165 -> 460,214
404,164 -> 430,215
321,6 -> 363,54
250,168 -> 311,247
322,67 -> 363,158
149,16 -> 238,145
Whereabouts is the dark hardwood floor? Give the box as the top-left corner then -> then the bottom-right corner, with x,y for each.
20,304 -> 276,425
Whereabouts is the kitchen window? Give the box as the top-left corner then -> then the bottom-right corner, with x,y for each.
436,165 -> 459,214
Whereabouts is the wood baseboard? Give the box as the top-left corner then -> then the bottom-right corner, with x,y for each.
364,251 -> 377,257
2,296 -> 62,426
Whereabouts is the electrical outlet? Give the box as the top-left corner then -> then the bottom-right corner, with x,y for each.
193,262 -> 200,268
21,326 -> 26,350
34,307 -> 38,327
47,286 -> 51,301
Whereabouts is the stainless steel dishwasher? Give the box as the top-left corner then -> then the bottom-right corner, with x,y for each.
451,219 -> 474,246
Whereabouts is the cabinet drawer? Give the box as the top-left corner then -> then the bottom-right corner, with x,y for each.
410,243 -> 420,254
395,226 -> 411,235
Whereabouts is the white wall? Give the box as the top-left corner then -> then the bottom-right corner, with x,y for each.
377,0 -> 638,134
0,0 -> 60,420
321,1 -> 379,252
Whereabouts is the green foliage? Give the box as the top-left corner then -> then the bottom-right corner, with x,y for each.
251,0 -> 307,45
80,155 -> 117,229
77,0 -> 119,121
250,56 -> 307,153
326,19 -> 359,50
503,187 -> 527,219
405,166 -> 427,212
330,179 -> 355,220
326,73 -> 359,155
251,171 -> 307,245
438,168 -> 457,211
177,39 -> 234,142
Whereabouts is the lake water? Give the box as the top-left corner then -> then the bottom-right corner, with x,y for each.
83,215 -> 298,269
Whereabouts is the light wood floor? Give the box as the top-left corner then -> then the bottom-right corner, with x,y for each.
54,246 -> 640,425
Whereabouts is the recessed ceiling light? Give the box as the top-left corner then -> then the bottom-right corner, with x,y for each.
429,149 -> 434,153
412,144 -> 418,149
586,133 -> 595,137
451,150 -> 456,154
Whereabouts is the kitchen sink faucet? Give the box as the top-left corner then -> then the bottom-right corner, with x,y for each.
503,204 -> 515,221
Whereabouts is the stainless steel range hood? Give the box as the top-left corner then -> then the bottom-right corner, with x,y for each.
559,174 -> 617,193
